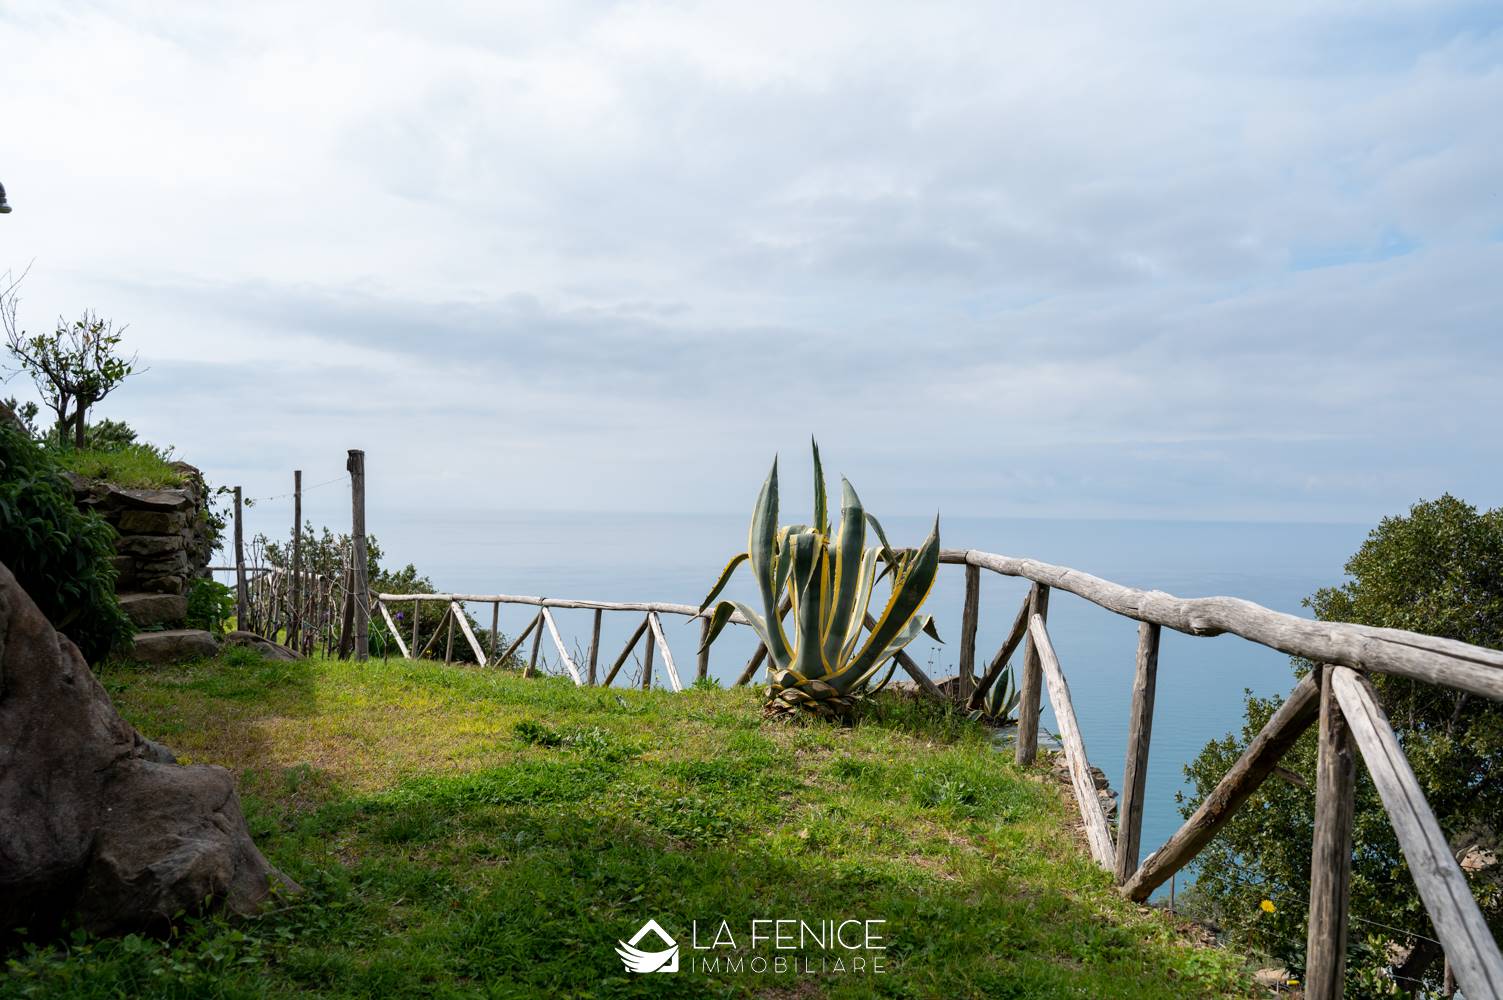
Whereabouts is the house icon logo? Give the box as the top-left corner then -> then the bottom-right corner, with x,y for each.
616,918 -> 679,973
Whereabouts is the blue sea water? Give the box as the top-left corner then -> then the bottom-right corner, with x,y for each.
353,508 -> 1367,891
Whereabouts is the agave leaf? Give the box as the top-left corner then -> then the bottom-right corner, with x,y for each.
699,600 -> 739,650
922,616 -> 944,643
724,598 -> 799,676
789,533 -> 829,677
747,458 -> 792,666
698,551 -> 749,612
811,437 -> 829,537
835,613 -> 926,693
822,478 -> 866,665
865,512 -> 897,568
840,546 -> 882,663
846,516 -> 940,677
865,656 -> 902,696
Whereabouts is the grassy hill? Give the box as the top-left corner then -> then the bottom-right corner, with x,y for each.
2,651 -> 1259,999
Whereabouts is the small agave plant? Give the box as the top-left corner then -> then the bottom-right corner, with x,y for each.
970,661 -> 1021,725
699,440 -> 941,722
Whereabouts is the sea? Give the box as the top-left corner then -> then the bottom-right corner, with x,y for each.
229,506 -> 1370,895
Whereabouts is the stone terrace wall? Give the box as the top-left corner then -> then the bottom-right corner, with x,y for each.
66,463 -> 214,630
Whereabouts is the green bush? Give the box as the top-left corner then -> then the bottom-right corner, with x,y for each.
186,578 -> 235,634
0,421 -> 133,661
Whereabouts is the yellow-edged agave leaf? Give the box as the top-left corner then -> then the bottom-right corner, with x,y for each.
699,600 -> 739,651
821,478 -> 866,664
847,516 -> 940,678
698,551 -> 749,612
747,458 -> 792,666
811,437 -> 829,537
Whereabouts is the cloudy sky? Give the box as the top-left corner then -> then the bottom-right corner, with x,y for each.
2,1 -> 1500,524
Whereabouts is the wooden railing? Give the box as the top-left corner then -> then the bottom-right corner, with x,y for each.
934,548 -> 1502,1000
377,546 -> 1503,998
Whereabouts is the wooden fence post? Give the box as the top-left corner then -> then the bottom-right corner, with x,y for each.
697,617 -> 710,683
290,471 -> 302,648
1306,666 -> 1356,1000
411,599 -> 420,660
1015,583 -> 1050,765
490,601 -> 501,665
444,608 -> 455,664
1116,621 -> 1160,883
527,614 -> 543,677
958,563 -> 981,701
233,486 -> 248,631
642,624 -> 655,690
588,608 -> 603,685
347,449 -> 369,662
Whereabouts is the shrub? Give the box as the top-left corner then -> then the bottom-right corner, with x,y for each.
186,578 -> 235,635
0,421 -> 133,660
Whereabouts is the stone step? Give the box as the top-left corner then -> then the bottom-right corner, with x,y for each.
131,629 -> 218,665
119,592 -> 188,629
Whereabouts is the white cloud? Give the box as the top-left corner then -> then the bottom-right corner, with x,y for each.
1,0 -> 1499,523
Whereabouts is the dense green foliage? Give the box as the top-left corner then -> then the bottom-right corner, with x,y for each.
186,578 -> 236,635
0,421 -> 133,661
2,652 -> 1259,998
1184,495 -> 1503,995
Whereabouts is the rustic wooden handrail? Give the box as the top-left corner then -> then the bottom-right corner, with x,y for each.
940,549 -> 1503,700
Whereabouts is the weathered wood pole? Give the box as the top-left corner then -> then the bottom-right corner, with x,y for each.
1116,622 -> 1161,883
497,611 -> 541,667
642,625 -> 656,690
290,470 -> 302,649
588,608 -> 603,685
490,601 -> 501,665
697,617 -> 710,683
957,564 -> 981,701
1015,583 -> 1050,765
1330,667 -> 1503,999
967,593 -> 1031,712
411,599 -> 420,660
347,449 -> 369,661
233,486 -> 248,630
1030,614 -> 1116,869
1122,674 -> 1320,901
526,611 -> 543,677
602,615 -> 650,686
337,560 -> 355,659
1305,666 -> 1356,1000
444,607 -> 455,664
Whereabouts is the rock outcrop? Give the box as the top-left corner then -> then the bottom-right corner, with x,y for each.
0,559 -> 294,936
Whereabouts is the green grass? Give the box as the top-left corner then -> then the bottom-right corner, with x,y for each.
2,654 -> 1260,999
51,443 -> 184,488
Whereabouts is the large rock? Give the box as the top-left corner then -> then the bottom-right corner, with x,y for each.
0,560 -> 294,936
131,629 -> 219,664
223,631 -> 300,662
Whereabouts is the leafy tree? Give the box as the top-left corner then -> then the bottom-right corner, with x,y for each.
0,420 -> 133,661
1184,495 -> 1503,996
2,284 -> 139,450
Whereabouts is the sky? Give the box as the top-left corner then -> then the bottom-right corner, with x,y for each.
2,1 -> 1501,526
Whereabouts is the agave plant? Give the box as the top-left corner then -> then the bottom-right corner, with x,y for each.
970,661 -> 1021,725
699,441 -> 941,722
